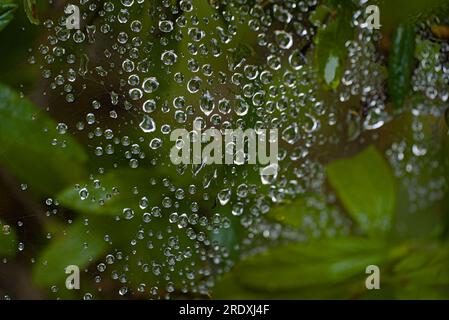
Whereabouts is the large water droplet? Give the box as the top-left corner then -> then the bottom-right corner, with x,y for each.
139,115 -> 156,133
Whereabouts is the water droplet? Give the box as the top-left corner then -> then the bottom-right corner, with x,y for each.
142,77 -> 159,93
274,30 -> 293,49
139,115 -> 156,133
79,188 -> 89,200
161,50 -> 178,66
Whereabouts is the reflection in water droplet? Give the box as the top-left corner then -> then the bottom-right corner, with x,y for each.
260,163 -> 278,185
142,77 -> 159,93
139,115 -> 156,133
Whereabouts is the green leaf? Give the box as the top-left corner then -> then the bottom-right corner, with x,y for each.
326,146 -> 396,235
57,168 -> 174,216
0,2 -> 17,32
23,0 -> 39,25
388,23 -> 416,109
214,237 -> 387,298
33,220 -> 107,286
390,243 -> 449,299
268,194 -> 330,229
0,219 -> 18,256
394,244 -> 449,284
57,166 -> 208,295
415,39 -> 441,61
214,272 -> 361,299
268,199 -> 308,228
0,84 -> 87,195
309,5 -> 331,27
315,1 -> 355,89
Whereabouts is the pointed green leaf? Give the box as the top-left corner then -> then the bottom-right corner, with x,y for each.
23,0 -> 39,25
0,84 -> 87,195
388,23 -> 416,109
326,146 -> 396,235
33,220 -> 107,286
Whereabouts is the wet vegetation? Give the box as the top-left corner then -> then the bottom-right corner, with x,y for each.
0,0 -> 449,299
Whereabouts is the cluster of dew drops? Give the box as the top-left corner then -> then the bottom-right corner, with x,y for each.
3,0 -> 448,299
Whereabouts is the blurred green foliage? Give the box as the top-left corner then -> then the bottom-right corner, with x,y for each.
388,24 -> 416,109
0,84 -> 88,195
326,146 -> 396,236
314,0 -> 355,89
0,1 -> 17,32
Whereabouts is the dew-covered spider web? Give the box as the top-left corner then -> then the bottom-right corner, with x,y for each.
2,0 -> 449,299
